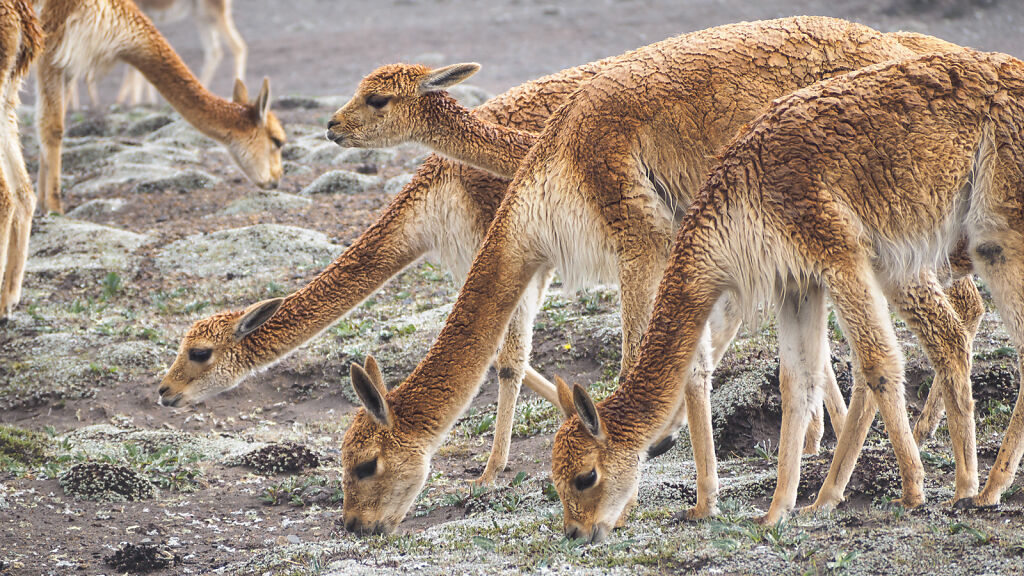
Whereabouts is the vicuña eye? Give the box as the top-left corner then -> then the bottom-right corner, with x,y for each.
188,348 -> 213,363
353,458 -> 378,480
573,469 -> 598,491
270,136 -> 285,149
366,94 -> 391,109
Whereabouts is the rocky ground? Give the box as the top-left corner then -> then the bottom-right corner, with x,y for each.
3,1 -> 1024,575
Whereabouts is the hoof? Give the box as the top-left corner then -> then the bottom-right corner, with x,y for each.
646,435 -> 677,460
670,504 -> 717,524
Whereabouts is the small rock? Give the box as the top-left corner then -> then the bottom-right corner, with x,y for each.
274,96 -> 321,110
221,190 -> 312,216
155,223 -> 340,278
27,217 -> 148,272
60,462 -> 156,501
384,173 -> 415,196
301,170 -> 377,195
131,169 -> 220,194
124,112 -> 175,137
447,84 -> 494,109
232,442 -> 322,475
65,116 -> 109,138
65,198 -> 128,222
145,119 -> 214,149
61,141 -> 124,171
104,542 -> 180,572
333,148 -> 396,167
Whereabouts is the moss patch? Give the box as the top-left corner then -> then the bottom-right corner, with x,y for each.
0,424 -> 49,466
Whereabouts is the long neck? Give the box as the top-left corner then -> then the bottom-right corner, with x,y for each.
417,93 -> 538,179
390,196 -> 539,439
117,6 -> 251,143
601,198 -> 728,447
238,171 -> 431,365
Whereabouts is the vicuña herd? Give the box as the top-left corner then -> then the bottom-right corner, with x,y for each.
2,1 -> 1022,548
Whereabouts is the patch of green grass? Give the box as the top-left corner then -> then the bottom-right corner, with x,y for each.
260,475 -> 343,507
104,444 -> 204,492
0,425 -> 50,468
333,318 -> 372,340
827,550 -> 860,573
101,272 -> 123,300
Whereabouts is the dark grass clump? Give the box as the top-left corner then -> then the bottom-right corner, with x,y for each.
104,543 -> 180,572
0,424 -> 49,466
59,462 -> 156,501
234,442 -> 321,475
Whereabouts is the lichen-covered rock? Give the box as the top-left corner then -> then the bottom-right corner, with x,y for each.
300,170 -> 377,195
70,163 -> 180,197
447,84 -> 494,108
27,218 -> 148,273
124,112 -> 175,136
60,462 -> 156,501
333,148 -> 396,167
108,142 -> 200,166
154,224 -> 340,279
384,173 -> 415,196
61,141 -> 124,171
104,542 -> 180,572
65,197 -> 128,220
131,169 -> 220,194
221,190 -> 312,216
232,442 -> 322,475
65,116 -> 109,138
144,119 -> 215,149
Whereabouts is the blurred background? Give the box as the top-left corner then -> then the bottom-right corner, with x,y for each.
95,0 -> 1021,102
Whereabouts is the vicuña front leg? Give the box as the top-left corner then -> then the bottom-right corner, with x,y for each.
675,325 -> 719,521
760,284 -> 829,525
474,269 -> 550,486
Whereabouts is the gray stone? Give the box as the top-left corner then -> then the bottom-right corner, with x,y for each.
300,170 -> 377,195
61,141 -> 124,171
333,148 -> 396,167
27,217 -> 148,273
131,169 -> 220,194
384,173 -> 415,196
124,112 -> 175,137
155,224 -> 341,279
221,191 -> 312,216
65,198 -> 128,220
145,119 -> 215,149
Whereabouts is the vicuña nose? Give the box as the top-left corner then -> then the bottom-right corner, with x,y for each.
344,516 -> 360,533
327,119 -> 340,130
158,385 -> 170,396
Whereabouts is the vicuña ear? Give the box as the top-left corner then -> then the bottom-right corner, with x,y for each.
233,78 -> 249,104
554,375 -> 575,421
351,361 -> 391,427
234,298 -> 284,339
572,384 -> 605,441
417,62 -> 480,94
363,354 -> 390,391
256,77 -> 272,123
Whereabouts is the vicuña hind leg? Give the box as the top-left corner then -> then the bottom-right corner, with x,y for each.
971,238 -> 1024,507
759,283 -> 828,525
1,97 -> 36,315
913,276 -> 984,445
36,58 -> 67,214
888,272 -> 977,502
474,268 -> 553,485
808,254 -> 924,513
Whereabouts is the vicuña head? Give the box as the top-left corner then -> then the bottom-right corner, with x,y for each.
158,298 -> 283,406
225,77 -> 286,189
326,62 -> 480,148
552,377 -> 640,544
341,356 -> 431,535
